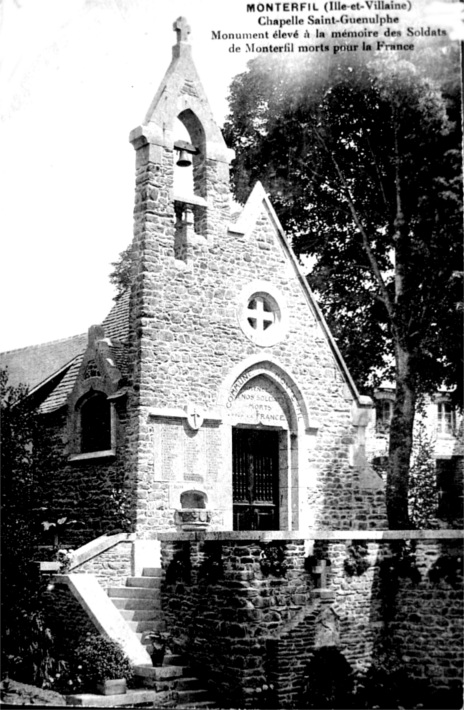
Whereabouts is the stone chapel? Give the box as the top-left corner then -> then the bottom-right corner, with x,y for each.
1,17 -> 387,544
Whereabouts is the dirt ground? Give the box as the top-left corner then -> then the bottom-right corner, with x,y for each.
0,679 -> 67,706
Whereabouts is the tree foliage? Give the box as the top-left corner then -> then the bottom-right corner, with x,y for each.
224,47 -> 462,527
408,421 -> 439,529
109,243 -> 135,300
224,48 -> 461,395
0,368 -> 64,685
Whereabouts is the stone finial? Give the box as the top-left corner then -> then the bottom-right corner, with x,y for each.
88,324 -> 105,345
173,16 -> 191,44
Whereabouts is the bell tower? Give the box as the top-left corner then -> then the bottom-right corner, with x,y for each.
129,16 -> 232,254
125,18 -> 233,534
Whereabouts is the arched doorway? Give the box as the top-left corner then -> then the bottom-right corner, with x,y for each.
227,372 -> 301,531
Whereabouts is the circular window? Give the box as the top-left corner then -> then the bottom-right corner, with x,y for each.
237,281 -> 288,346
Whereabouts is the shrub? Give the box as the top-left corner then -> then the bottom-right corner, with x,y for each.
68,634 -> 134,693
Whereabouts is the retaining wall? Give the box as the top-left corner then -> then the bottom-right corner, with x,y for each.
159,531 -> 463,708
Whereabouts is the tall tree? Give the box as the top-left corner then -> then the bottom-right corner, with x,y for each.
224,48 -> 462,528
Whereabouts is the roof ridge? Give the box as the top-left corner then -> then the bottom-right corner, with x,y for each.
0,332 -> 87,356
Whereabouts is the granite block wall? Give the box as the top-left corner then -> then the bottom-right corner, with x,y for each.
74,541 -> 133,589
159,533 -> 463,708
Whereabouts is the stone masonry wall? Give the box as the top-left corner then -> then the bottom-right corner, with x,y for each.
75,540 -> 133,589
159,532 -> 463,708
38,404 -> 131,549
160,536 -> 315,708
127,130 -> 387,535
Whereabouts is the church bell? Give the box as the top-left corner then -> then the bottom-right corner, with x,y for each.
176,149 -> 193,167
174,140 -> 197,167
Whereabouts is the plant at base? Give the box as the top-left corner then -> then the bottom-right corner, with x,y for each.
55,549 -> 75,573
68,634 -> 134,693
141,631 -> 171,667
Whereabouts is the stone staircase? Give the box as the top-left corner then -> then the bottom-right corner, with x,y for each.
106,567 -> 216,709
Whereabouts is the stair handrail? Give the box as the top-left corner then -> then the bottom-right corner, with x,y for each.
69,532 -> 137,571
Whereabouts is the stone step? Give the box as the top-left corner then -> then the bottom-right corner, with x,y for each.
110,597 -> 164,611
127,619 -> 162,634
176,688 -> 213,705
127,576 -> 162,589
107,586 -> 159,599
119,609 -> 160,622
65,688 -> 174,707
114,596 -> 161,611
172,676 -> 203,691
134,664 -> 185,682
164,653 -> 184,666
142,567 -> 163,577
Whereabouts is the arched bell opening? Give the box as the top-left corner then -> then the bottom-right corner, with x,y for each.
173,118 -> 195,198
176,108 -> 206,198
173,110 -> 207,248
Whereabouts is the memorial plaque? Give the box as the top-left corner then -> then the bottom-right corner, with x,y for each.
153,419 -> 183,482
206,424 -> 222,482
184,425 -> 205,483
230,375 -> 290,427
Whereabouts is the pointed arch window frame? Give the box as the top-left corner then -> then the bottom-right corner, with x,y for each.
68,388 -> 117,462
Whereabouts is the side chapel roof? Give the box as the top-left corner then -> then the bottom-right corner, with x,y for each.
0,292 -> 130,413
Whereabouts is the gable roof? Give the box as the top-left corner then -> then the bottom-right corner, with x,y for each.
0,333 -> 87,391
230,181 -> 367,407
102,292 -> 130,343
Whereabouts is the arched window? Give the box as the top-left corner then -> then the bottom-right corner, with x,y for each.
79,392 -> 112,453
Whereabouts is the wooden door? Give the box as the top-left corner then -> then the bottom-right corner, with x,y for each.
232,428 -> 279,531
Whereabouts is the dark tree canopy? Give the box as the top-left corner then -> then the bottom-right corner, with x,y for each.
224,47 -> 462,399
224,45 -> 462,526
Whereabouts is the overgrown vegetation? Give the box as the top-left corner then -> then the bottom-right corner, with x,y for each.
344,541 -> 370,576
408,421 -> 440,528
0,368 -> 67,687
62,634 -> 134,693
259,542 -> 288,577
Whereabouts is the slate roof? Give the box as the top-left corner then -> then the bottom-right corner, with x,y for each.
39,355 -> 84,414
1,292 -> 131,413
102,292 -> 130,343
0,333 -> 88,391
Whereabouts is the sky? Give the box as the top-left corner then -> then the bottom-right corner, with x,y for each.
0,0 -> 461,352
0,0 -> 253,352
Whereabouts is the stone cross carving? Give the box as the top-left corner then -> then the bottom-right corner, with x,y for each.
186,403 -> 204,430
246,297 -> 275,332
173,17 -> 191,44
